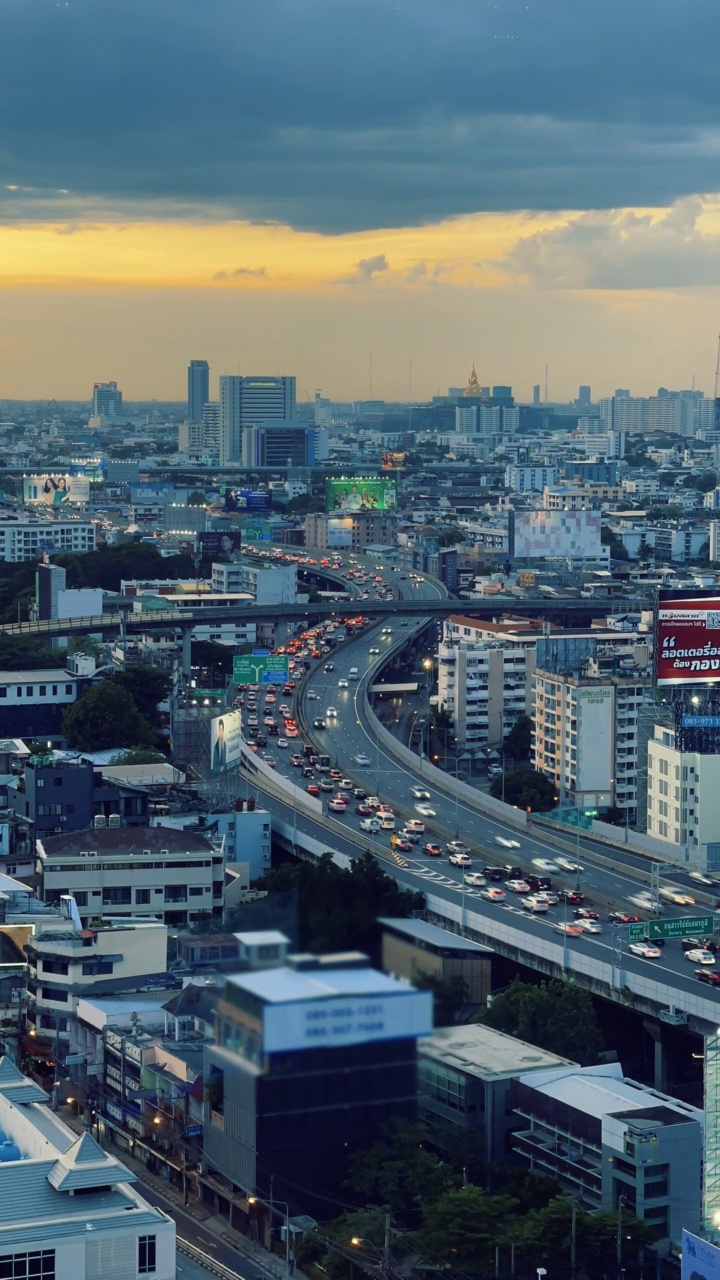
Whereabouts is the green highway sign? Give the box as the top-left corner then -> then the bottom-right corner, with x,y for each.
628,915 -> 714,943
233,654 -> 290,685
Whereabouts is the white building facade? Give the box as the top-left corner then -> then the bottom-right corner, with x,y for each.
0,517 -> 96,562
437,617 -> 538,750
647,724 -> 720,870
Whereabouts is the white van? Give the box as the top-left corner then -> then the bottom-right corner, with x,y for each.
379,813 -> 396,831
349,667 -> 359,680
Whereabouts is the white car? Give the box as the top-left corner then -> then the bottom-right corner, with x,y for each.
506,879 -> 531,894
447,840 -> 469,854
449,853 -> 472,868
555,857 -> 584,873
576,918 -> 602,934
480,887 -> 506,902
415,804 -> 437,817
307,691 -> 319,700
369,647 -> 379,655
495,836 -> 521,849
521,895 -> 548,913
532,858 -> 558,872
276,738 -> 289,748
338,678 -> 349,688
629,941 -> 663,959
326,706 -> 338,717
406,819 -> 425,833
464,872 -> 486,887
628,893 -> 663,914
359,818 -> 381,832
685,948 -> 716,966
411,787 -> 431,801
354,753 -> 371,766
690,871 -> 715,886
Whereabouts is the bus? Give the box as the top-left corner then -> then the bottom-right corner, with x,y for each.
316,754 -> 331,773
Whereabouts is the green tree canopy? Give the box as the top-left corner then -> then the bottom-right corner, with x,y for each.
418,1185 -> 519,1271
62,681 -> 156,752
110,665 -> 172,728
259,852 -> 424,960
346,1121 -> 458,1217
477,977 -> 604,1065
489,767 -> 557,812
501,714 -> 532,762
109,748 -> 168,766
0,634 -> 67,672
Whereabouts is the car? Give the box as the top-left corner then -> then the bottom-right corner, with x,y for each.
330,769 -> 343,780
359,817 -> 381,832
406,818 -> 425,832
277,738 -> 289,748
495,836 -> 521,849
555,857 -> 585,873
464,873 -> 486,887
681,937 -> 720,953
522,895 -> 549,913
291,754 -> 303,766
246,715 -> 259,726
690,871 -> 716,886
696,970 -> 720,986
323,663 -> 335,673
685,949 -> 716,965
333,791 -> 350,804
554,921 -> 584,936
338,678 -> 349,688
575,908 -> 601,921
480,887 -> 507,902
535,890 -> 559,906
355,803 -> 373,815
629,941 -> 663,959
532,858 -> 559,872
319,779 -> 334,792
354,753 -> 371,766
328,799 -> 349,813
352,787 -> 367,799
399,828 -> 422,844
609,912 -> 641,925
338,778 -> 353,790
256,734 -> 268,747
306,784 -> 320,796
525,875 -> 552,894
302,767 -> 314,778
576,918 -> 602,934
264,716 -> 275,727
369,646 -> 380,655
313,718 -> 327,730
267,723 -> 279,735
449,852 -> 472,867
307,691 -> 319,700
659,888 -> 696,906
558,890 -> 585,905
481,866 -> 506,882
628,893 -> 659,913
326,706 -> 338,717
392,838 -> 413,852
415,804 -> 437,817
411,787 -> 431,801
424,843 -> 444,857
506,879 -> 531,894
366,796 -> 381,809
447,840 -> 469,854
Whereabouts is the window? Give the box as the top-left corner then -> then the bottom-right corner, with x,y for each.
102,886 -> 131,905
189,887 -> 203,896
138,1236 -> 157,1275
74,892 -> 88,907
41,986 -> 68,1002
39,686 -> 46,696
0,1251 -> 55,1279
53,777 -> 62,787
135,889 -> 151,904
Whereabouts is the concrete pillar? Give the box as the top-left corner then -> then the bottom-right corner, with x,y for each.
182,628 -> 193,679
643,1018 -> 667,1093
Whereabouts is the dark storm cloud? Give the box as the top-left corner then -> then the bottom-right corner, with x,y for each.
2,0 -> 720,232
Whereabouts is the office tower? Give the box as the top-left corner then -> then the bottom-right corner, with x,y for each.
532,385 -> 541,405
188,359 -> 210,422
219,375 -> 296,465
577,385 -> 591,408
202,401 -> 220,453
91,381 -> 122,421
241,420 -> 314,467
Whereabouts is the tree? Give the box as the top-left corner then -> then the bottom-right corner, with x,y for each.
489,767 -> 557,812
0,635 -> 68,671
418,1185 -> 518,1271
413,973 -> 470,1026
62,681 -> 156,752
110,665 -> 172,728
636,537 -> 653,561
346,1121 -> 457,1216
109,748 -> 168,766
477,977 -> 604,1065
515,1197 -> 652,1274
501,714 -> 531,763
188,490 -> 206,505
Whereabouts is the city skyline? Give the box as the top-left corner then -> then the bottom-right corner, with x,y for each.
2,0 -> 720,399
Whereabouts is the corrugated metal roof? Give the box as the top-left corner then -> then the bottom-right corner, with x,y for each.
226,964 -> 417,1005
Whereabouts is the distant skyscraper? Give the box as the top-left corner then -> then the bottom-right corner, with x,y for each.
92,381 -> 123,422
219,375 -> 296,465
577,385 -> 592,409
533,384 -> 541,406
188,360 -> 210,422
202,401 -> 220,454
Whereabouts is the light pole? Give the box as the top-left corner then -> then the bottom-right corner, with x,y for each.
350,1214 -> 391,1275
249,1195 -> 291,1273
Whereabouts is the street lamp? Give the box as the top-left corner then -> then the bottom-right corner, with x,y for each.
249,1195 -> 291,1272
350,1217 -> 391,1274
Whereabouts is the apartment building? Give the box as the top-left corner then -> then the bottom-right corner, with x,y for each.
532,650 -> 650,817
0,515 -> 96,562
438,616 -> 538,750
211,560 -> 298,604
37,826 -> 225,928
647,723 -> 720,871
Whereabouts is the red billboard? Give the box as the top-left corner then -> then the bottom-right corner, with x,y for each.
657,592 -> 720,685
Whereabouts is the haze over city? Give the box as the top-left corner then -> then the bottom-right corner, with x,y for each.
3,0 -> 720,401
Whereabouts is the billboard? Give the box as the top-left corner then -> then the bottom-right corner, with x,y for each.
512,510 -> 602,559
210,710 -> 243,774
326,477 -> 397,513
198,531 -> 242,562
327,517 -> 353,548
657,592 -> 720,686
381,451 -> 407,470
262,990 -> 433,1054
682,1231 -> 720,1280
234,654 -> 290,684
224,487 -> 272,513
23,474 -> 91,505
575,686 -> 613,798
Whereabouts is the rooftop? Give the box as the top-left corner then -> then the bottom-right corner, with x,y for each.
519,1062 -> 702,1124
419,1024 -> 576,1079
225,955 -> 421,1006
379,918 -> 493,955
0,670 -> 72,685
39,825 -> 214,858
234,930 -> 290,947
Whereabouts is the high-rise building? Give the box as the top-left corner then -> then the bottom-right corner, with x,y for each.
219,376 -> 296,465
576,385 -> 592,408
241,420 -> 314,467
91,380 -> 123,422
188,359 -> 210,422
202,401 -> 220,453
646,716 -> 720,872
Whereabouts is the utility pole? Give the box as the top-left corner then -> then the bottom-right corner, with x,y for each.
616,1193 -> 626,1275
383,1213 -> 391,1274
571,1197 -> 577,1275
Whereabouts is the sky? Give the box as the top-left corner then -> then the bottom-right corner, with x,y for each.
3,0 -> 720,404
